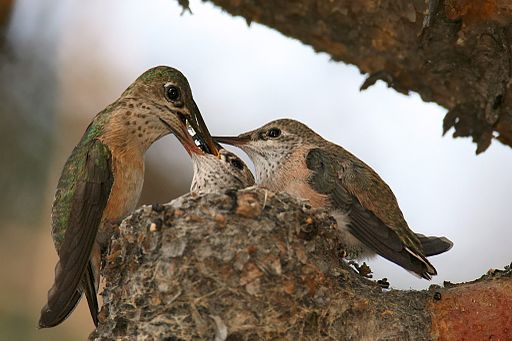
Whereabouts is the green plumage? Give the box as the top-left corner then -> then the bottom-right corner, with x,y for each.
41,112 -> 113,328
40,65 -> 217,328
51,113 -> 110,250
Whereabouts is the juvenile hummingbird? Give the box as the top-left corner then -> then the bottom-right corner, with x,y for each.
189,146 -> 254,193
39,66 -> 219,328
215,119 -> 453,279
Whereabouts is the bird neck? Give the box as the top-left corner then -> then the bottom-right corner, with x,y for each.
98,100 -> 165,157
248,152 -> 286,189
251,145 -> 310,191
190,155 -> 233,192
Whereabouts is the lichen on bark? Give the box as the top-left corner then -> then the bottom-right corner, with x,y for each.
89,188 -> 511,340
205,0 -> 512,153
86,189 -> 408,339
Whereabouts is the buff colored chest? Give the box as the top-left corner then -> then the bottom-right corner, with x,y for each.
96,128 -> 145,244
264,146 -> 329,209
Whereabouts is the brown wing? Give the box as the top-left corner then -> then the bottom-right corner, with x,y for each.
416,233 -> 453,257
306,147 -> 436,279
39,140 -> 112,328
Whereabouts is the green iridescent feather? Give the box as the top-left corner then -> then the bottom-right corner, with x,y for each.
51,111 -> 112,250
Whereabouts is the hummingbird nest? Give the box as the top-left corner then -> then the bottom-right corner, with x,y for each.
90,188 -> 512,340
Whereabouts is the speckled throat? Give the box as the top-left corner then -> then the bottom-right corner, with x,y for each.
99,99 -> 172,154
242,145 -> 291,185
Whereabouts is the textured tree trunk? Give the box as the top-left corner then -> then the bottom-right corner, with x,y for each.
90,189 -> 512,340
88,1 -> 512,339
204,0 -> 512,154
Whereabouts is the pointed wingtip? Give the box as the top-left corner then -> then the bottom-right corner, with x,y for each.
38,318 -> 47,329
417,233 -> 454,257
439,236 -> 454,251
38,304 -> 68,329
38,285 -> 85,329
38,320 -> 50,329
38,306 -> 55,329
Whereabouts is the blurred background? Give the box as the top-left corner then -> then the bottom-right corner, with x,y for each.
0,0 -> 510,339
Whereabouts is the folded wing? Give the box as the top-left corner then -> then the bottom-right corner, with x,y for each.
39,140 -> 113,328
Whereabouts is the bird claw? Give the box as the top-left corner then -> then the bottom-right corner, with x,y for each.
377,278 -> 390,289
349,261 -> 373,278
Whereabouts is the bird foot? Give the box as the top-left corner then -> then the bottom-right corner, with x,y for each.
348,261 -> 373,278
377,277 -> 390,289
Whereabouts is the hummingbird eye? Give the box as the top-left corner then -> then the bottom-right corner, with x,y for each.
230,158 -> 244,170
267,128 -> 281,138
164,84 -> 181,102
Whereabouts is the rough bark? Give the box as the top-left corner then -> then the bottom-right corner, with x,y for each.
203,0 -> 512,154
90,188 -> 512,340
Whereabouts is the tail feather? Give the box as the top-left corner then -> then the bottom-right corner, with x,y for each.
83,262 -> 99,327
404,247 -> 436,280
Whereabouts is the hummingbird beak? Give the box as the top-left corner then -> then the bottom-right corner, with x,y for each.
188,100 -> 220,157
213,134 -> 251,147
158,102 -> 219,157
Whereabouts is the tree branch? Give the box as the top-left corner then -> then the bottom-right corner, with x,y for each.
90,188 -> 512,340
205,0 -> 512,153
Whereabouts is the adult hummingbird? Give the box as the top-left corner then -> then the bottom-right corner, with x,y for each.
215,119 -> 453,279
39,66 -> 219,328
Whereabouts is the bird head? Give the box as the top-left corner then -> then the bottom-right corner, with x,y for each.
122,66 -> 219,156
214,118 -> 322,166
190,148 -> 255,193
